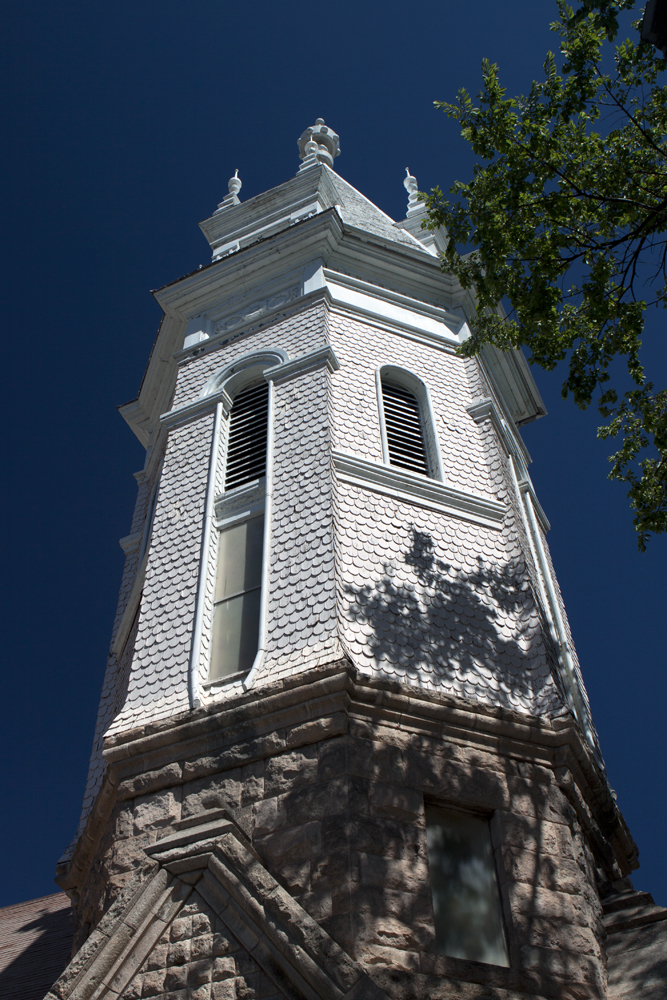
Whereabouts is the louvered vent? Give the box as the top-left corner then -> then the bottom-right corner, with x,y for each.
224,381 -> 269,490
381,380 -> 429,475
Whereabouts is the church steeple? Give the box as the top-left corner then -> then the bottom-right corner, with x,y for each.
50,121 -> 646,1000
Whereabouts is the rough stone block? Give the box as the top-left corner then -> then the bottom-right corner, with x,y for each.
294,888 -> 332,921
520,944 -> 604,988
281,777 -> 348,827
119,763 -> 184,801
193,913 -> 213,936
211,980 -> 236,1000
321,814 -> 405,858
188,960 -> 214,986
163,965 -> 189,992
503,880 -> 595,928
191,934 -> 214,961
212,956 -> 237,981
358,852 -> 428,893
311,852 -> 356,891
140,970 -> 165,997
264,748 -> 318,796
252,796 -> 280,837
168,939 -> 191,966
362,944 -> 420,972
274,859 -> 311,893
182,773 -> 243,818
144,942 -> 168,971
256,820 -> 321,866
170,917 -> 192,941
499,846 -> 583,895
133,789 -> 181,833
369,782 -> 422,823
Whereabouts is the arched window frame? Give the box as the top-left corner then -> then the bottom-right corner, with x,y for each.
376,365 -> 444,482
194,349 -> 289,696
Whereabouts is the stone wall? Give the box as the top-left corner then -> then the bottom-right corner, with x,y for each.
65,670 -> 631,1000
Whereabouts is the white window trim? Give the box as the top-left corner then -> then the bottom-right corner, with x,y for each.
376,365 -> 445,482
333,450 -> 506,530
189,352 -> 283,706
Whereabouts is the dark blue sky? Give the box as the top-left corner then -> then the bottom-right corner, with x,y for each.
1,0 -> 665,908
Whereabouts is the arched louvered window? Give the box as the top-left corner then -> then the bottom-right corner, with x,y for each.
210,379 -> 269,681
381,379 -> 430,476
224,381 -> 269,490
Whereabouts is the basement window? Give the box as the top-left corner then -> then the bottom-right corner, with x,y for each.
425,804 -> 509,967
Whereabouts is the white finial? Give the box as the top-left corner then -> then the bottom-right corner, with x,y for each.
216,169 -> 242,211
228,169 -> 242,198
297,119 -> 341,169
404,168 -> 420,216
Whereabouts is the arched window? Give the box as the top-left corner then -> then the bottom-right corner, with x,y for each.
224,381 -> 269,490
377,367 -> 443,481
204,353 -> 288,684
210,380 -> 269,681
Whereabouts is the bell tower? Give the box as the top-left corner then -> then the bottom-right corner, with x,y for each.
51,122 -> 646,1000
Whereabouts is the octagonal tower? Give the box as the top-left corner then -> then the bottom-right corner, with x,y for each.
50,123 -> 645,1000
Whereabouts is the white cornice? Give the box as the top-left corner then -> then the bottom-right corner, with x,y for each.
333,450 -> 506,529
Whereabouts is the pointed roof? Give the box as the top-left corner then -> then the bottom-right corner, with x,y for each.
199,162 -> 433,263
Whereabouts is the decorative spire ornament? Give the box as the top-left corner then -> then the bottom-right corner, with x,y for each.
216,169 -> 243,211
297,118 -> 340,169
404,167 -> 420,216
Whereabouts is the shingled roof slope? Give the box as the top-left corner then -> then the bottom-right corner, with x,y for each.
326,168 -> 432,253
0,892 -> 72,1000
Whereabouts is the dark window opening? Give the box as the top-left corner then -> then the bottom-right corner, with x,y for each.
425,804 -> 509,967
381,379 -> 429,476
224,381 -> 269,490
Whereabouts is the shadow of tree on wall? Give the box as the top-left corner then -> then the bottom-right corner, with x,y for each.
343,526 -> 563,715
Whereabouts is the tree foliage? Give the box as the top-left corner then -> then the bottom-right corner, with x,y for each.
425,0 -> 667,549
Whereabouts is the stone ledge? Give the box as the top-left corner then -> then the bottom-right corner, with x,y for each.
57,664 -> 637,899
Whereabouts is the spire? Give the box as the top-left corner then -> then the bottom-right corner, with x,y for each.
297,118 -> 340,170
216,169 -> 243,212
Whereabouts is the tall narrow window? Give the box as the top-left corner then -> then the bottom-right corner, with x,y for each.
425,804 -> 509,967
224,381 -> 269,490
209,379 -> 269,681
210,514 -> 264,680
381,379 -> 429,475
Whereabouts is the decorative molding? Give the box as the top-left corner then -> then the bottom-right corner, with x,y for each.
159,388 -> 232,431
323,268 -> 463,352
467,396 -> 529,465
467,397 -> 550,533
333,450 -> 506,529
212,285 -> 300,337
118,532 -> 142,554
214,478 -> 265,526
265,343 -> 341,382
49,808 -> 390,1000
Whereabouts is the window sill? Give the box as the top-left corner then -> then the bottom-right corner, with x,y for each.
332,450 -> 506,530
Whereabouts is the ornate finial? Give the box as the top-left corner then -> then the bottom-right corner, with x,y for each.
216,169 -> 242,211
404,168 -> 420,215
297,118 -> 340,169
228,169 -> 242,198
